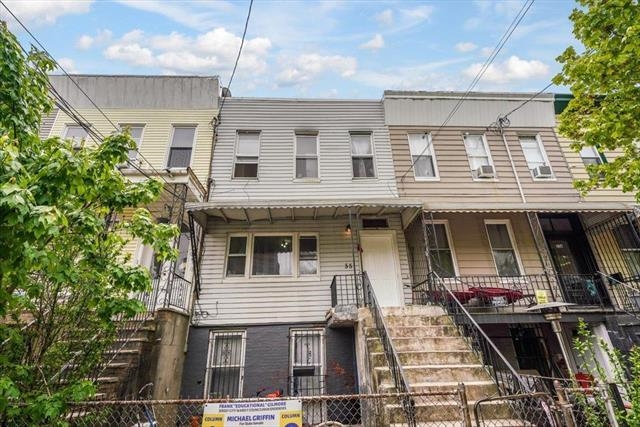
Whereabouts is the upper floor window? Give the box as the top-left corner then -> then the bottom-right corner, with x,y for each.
485,220 -> 522,276
519,135 -> 553,179
463,134 -> 494,178
408,133 -> 438,179
426,221 -> 457,278
120,124 -> 144,162
295,133 -> 319,179
167,126 -> 196,168
252,236 -> 293,276
350,132 -> 375,178
64,125 -> 89,146
234,131 -> 260,178
579,146 -> 603,166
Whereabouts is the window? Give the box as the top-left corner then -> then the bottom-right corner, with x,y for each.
120,124 -> 144,162
226,236 -> 248,276
485,221 -> 522,276
234,131 -> 260,178
205,331 -> 246,398
296,133 -> 319,179
225,233 -> 319,278
520,135 -> 552,177
64,125 -> 89,146
463,134 -> 493,176
408,133 -> 438,179
579,146 -> 603,166
426,222 -> 457,278
289,329 -> 324,396
612,224 -> 640,274
350,132 -> 375,178
167,126 -> 196,168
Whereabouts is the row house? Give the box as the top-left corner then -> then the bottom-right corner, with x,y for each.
182,90 -> 640,423
45,75 -> 219,400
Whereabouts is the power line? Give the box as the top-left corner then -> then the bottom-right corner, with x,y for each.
218,0 -> 254,121
502,82 -> 554,119
398,0 -> 536,181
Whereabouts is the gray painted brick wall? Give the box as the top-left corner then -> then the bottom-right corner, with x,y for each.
180,323 -> 356,398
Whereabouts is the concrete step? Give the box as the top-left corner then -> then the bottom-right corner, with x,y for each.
367,336 -> 469,353
370,350 -> 479,367
382,305 -> 447,317
386,399 -> 514,423
366,325 -> 459,339
382,315 -> 454,328
375,364 -> 489,384
378,380 -> 498,401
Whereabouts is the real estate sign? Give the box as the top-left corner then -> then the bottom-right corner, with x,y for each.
202,400 -> 302,427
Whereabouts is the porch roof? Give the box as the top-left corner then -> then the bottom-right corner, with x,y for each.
422,201 -> 634,213
187,198 -> 424,226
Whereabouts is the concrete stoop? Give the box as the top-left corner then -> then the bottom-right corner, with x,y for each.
363,305 -> 527,426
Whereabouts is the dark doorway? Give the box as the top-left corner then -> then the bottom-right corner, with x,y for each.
539,214 -> 610,306
510,325 -> 555,377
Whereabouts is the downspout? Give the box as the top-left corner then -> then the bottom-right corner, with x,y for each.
498,124 -> 526,203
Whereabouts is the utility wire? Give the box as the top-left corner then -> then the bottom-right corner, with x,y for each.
398,0 -> 536,181
502,82 -> 554,120
217,0 -> 254,122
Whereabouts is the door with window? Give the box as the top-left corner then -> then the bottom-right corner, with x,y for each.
290,330 -> 325,424
205,331 -> 246,398
360,231 -> 404,306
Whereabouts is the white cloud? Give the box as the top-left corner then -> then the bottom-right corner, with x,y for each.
455,42 -> 477,53
115,0 -> 232,31
360,34 -> 384,51
277,54 -> 357,86
400,5 -> 433,21
2,0 -> 92,25
480,47 -> 494,57
375,9 -> 393,26
102,27 -> 272,74
57,57 -> 78,73
463,55 -> 549,84
76,29 -> 112,50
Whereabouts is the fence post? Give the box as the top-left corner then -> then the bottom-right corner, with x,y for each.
553,380 -> 576,427
458,382 -> 472,427
608,382 -> 628,427
597,379 -> 620,427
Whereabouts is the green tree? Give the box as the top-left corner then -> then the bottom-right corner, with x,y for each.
0,21 -> 177,424
553,0 -> 640,198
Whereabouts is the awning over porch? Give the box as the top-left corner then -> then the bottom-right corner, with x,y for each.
187,198 -> 424,227
422,201 -> 635,213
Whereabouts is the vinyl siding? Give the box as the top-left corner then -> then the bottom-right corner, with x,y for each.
49,108 -> 216,185
39,108 -> 58,139
390,126 -> 580,203
197,215 -> 411,325
556,129 -> 636,203
209,98 -> 398,201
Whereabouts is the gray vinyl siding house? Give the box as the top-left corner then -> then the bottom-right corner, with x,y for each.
182,98 -> 417,401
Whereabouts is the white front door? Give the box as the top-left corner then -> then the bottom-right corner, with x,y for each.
360,231 -> 404,307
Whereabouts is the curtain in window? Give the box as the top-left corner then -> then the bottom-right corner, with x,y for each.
252,236 -> 292,275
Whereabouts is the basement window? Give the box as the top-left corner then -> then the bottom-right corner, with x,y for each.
362,218 -> 389,229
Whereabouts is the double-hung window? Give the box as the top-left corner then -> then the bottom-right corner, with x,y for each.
234,131 -> 260,178
408,133 -> 438,179
289,329 -> 324,396
579,146 -> 603,166
225,234 -> 318,278
351,132 -> 375,178
612,224 -> 640,274
520,135 -> 552,177
426,222 -> 457,278
463,134 -> 493,177
485,221 -> 522,276
296,133 -> 319,179
64,125 -> 89,147
120,124 -> 145,162
167,126 -> 196,168
205,331 -> 246,398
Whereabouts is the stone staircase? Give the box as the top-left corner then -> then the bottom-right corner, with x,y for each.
364,305 -> 529,426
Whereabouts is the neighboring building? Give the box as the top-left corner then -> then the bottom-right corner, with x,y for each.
46,75 -> 219,400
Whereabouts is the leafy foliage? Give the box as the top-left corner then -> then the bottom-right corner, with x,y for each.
0,21 -> 177,424
553,0 -> 640,199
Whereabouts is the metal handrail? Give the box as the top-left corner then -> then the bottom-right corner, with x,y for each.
597,270 -> 640,317
425,271 -> 529,394
362,271 -> 416,427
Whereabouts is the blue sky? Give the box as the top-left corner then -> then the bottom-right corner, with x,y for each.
2,0 -> 578,98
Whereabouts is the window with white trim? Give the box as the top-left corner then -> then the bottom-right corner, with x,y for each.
485,221 -> 522,276
289,329 -> 325,396
205,331 -> 246,398
350,132 -> 375,178
167,126 -> 196,168
225,233 -> 318,278
408,133 -> 438,179
120,124 -> 145,162
579,146 -> 603,166
519,135 -> 552,176
295,133 -> 319,179
64,125 -> 89,146
234,131 -> 260,178
463,134 -> 493,176
425,222 -> 457,278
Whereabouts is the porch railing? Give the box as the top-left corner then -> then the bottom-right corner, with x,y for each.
556,274 -> 609,307
597,271 -> 640,316
362,272 -> 416,427
330,274 -> 364,307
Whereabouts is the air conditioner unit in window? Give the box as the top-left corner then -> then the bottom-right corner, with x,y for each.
476,165 -> 495,178
533,165 -> 553,178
